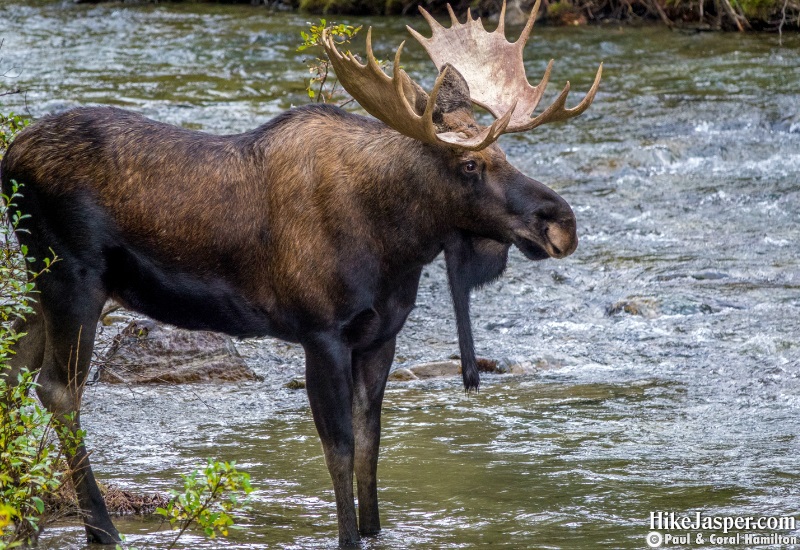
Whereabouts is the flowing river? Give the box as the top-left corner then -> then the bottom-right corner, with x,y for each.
2,1 -> 799,548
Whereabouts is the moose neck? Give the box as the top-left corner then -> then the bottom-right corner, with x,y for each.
261,107 -> 463,271
354,134 -> 460,264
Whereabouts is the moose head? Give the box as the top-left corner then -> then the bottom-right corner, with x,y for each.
324,0 -> 602,390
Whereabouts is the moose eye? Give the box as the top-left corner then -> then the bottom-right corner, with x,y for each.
463,160 -> 479,174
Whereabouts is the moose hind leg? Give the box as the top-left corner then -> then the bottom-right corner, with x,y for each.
1,298 -> 46,389
352,337 -> 396,537
303,335 -> 360,546
35,274 -> 119,544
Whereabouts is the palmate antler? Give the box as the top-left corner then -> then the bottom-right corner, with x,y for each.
321,28 -> 513,150
410,0 -> 603,132
322,0 -> 602,150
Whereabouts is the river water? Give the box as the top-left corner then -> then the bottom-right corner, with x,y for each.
2,1 -> 799,548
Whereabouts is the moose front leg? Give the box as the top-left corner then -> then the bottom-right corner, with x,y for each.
303,335 -> 359,546
352,337 -> 396,536
444,234 -> 510,391
35,279 -> 119,544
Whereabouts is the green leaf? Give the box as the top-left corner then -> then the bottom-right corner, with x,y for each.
31,496 -> 44,514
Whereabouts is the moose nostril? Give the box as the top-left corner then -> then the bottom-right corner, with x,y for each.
543,226 -> 563,256
544,221 -> 577,258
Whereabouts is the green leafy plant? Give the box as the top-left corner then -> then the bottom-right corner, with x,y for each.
1,93 -> 69,549
1,174 -> 64,549
0,370 -> 83,549
0,113 -> 28,155
156,460 -> 253,549
297,19 -> 363,103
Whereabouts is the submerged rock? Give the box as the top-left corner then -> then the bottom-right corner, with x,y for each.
389,357 -> 541,381
285,378 -> 306,390
606,297 -> 660,318
496,357 -> 536,374
408,360 -> 461,379
99,319 -> 261,384
388,367 -> 418,381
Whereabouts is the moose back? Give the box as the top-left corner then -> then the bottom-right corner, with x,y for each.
0,1 -> 600,545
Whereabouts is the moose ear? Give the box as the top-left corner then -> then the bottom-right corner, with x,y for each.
400,63 -> 474,122
432,63 -> 473,116
400,75 -> 431,117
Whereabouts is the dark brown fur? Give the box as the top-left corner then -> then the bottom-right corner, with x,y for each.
1,73 -> 577,545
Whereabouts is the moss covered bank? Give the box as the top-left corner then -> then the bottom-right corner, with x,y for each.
293,0 -> 797,32
71,0 -> 797,32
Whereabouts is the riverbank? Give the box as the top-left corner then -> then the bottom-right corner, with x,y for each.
299,0 -> 797,32
70,0 -> 800,33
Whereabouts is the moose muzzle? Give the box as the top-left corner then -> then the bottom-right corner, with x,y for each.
510,179 -> 578,261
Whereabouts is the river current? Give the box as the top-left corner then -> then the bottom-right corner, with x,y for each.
1,2 -> 799,548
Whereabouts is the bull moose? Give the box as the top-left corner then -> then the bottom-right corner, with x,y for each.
0,0 -> 601,545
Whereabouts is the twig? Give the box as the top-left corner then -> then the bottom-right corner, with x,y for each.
620,0 -> 635,17
720,0 -> 745,30
729,0 -> 752,27
651,0 -> 674,27
778,0 -> 788,44
166,477 -> 225,550
316,63 -> 328,103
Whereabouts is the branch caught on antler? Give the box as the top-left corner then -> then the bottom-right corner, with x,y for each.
322,28 -> 514,151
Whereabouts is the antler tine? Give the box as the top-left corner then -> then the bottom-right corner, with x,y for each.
516,0 -> 541,48
405,24 -> 428,49
446,4 -> 461,25
324,25 -> 510,151
495,0 -> 507,34
409,0 -> 601,138
508,63 -> 603,131
572,62 -> 604,113
365,27 -> 382,73
416,6 -> 444,32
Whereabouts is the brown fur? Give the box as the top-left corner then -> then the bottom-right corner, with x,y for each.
0,82 -> 578,545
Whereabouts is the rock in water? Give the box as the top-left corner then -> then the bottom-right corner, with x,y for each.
408,360 -> 461,379
99,319 -> 261,384
387,368 -> 418,382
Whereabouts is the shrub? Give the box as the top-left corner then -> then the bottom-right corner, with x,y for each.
156,460 -> 253,549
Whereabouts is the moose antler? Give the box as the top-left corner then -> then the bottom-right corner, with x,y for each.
321,28 -> 513,151
408,0 -> 603,133
322,0 -> 601,149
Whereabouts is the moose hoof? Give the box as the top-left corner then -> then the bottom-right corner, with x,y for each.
85,525 -> 121,545
338,534 -> 362,548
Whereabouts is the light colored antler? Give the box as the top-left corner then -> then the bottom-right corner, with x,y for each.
322,28 -> 513,151
407,0 -> 603,133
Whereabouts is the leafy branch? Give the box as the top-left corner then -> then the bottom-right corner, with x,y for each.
297,19 -> 364,104
155,460 -> 253,550
1,177 -> 65,550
